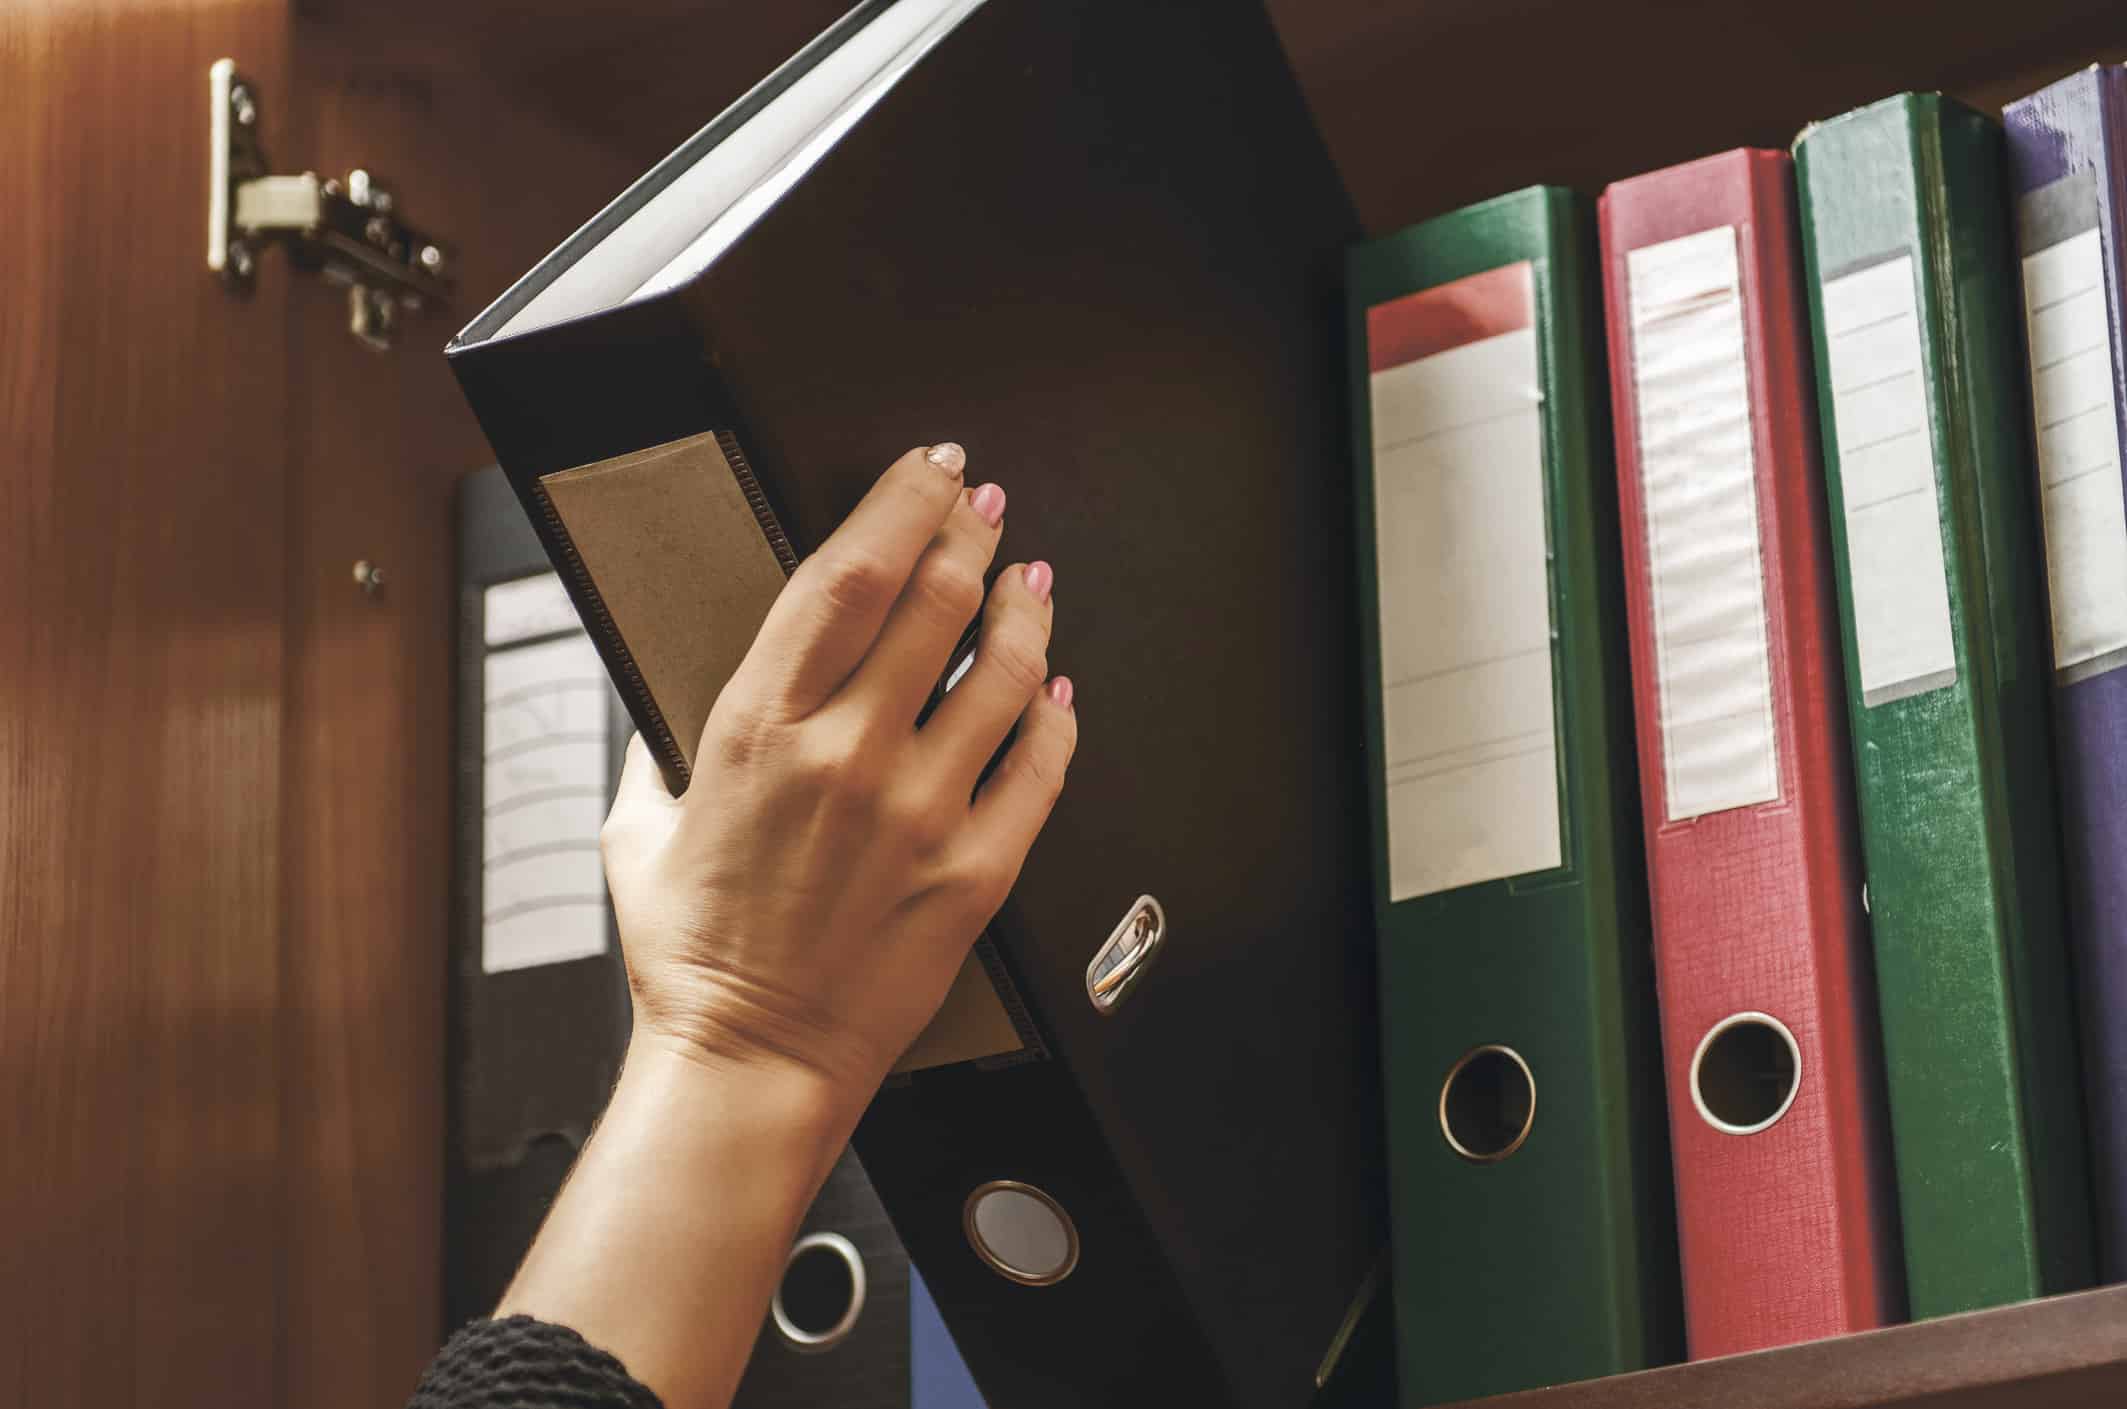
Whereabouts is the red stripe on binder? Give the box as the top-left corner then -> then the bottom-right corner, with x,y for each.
1366,261 -> 1533,370
1600,148 -> 1904,1357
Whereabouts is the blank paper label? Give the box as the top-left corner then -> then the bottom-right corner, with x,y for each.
484,570 -> 581,647
482,608 -> 611,973
1627,227 -> 1779,820
1821,255 -> 1956,706
1366,262 -> 1562,903
2021,183 -> 2127,684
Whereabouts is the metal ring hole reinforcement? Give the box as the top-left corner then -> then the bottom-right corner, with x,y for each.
1438,1044 -> 1536,1163
771,1231 -> 867,1352
963,1181 -> 1080,1286
1691,1011 -> 1802,1135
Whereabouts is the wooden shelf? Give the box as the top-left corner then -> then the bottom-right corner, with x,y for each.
1443,1286 -> 2127,1409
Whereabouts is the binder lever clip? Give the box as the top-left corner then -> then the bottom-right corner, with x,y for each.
206,59 -> 455,350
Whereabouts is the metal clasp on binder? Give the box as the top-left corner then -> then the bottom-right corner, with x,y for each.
206,59 -> 454,349
1085,895 -> 1166,1014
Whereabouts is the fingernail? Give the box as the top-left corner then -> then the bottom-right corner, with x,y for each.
1024,560 -> 1054,603
970,482 -> 1006,527
926,442 -> 965,475
1048,676 -> 1074,709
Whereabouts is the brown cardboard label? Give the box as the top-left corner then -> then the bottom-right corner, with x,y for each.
541,432 -> 1024,1073
541,433 -> 791,773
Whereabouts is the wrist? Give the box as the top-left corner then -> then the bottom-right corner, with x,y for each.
617,1029 -> 862,1187
495,1032 -> 861,1405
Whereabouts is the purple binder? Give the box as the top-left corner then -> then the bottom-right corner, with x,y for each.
2005,65 -> 2127,1283
910,1270 -> 986,1409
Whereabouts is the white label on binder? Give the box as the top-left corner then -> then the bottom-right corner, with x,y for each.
2022,225 -> 2127,683
484,569 -> 582,647
1627,227 -> 1779,821
1821,255 -> 1956,705
482,617 -> 611,973
1367,262 -> 1562,903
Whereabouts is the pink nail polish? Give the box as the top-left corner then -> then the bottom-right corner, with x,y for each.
1025,560 -> 1054,603
1048,676 -> 1074,709
925,441 -> 965,475
970,482 -> 1006,527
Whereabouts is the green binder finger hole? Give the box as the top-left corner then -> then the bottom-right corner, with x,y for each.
771,1231 -> 867,1352
1691,1012 -> 1802,1135
1438,1045 -> 1535,1163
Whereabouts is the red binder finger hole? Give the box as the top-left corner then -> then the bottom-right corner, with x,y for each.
772,1231 -> 868,1352
1438,1045 -> 1535,1163
1690,1012 -> 1802,1135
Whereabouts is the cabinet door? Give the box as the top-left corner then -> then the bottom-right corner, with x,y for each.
0,4 -> 294,1406
0,8 -> 634,1405
271,28 -> 633,1409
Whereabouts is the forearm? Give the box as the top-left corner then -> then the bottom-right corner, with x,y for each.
495,1037 -> 857,1409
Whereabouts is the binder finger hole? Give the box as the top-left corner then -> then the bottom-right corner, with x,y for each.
1438,1045 -> 1535,1163
771,1231 -> 868,1352
1691,1012 -> 1802,1135
964,1181 -> 1079,1286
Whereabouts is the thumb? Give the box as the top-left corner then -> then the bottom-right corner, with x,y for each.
604,733 -> 680,833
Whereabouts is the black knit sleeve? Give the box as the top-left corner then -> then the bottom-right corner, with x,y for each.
408,1316 -> 665,1409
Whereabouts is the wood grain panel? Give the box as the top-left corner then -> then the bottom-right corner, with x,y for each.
296,0 -> 849,161
271,28 -> 635,1407
0,3 -> 291,1406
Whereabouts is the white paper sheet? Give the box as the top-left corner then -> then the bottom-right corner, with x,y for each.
1368,268 -> 1561,902
492,0 -> 984,338
2022,224 -> 2127,683
1627,226 -> 1779,820
1821,255 -> 1956,706
481,614 -> 611,973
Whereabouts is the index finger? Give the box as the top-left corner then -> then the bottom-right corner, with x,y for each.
741,442 -> 970,714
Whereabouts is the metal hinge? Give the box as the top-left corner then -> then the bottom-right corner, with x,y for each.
207,58 -> 454,350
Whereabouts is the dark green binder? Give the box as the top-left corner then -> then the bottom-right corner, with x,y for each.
1347,187 -> 1677,1406
1795,93 -> 2094,1316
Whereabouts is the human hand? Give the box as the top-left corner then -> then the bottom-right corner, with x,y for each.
598,441 -> 1076,1115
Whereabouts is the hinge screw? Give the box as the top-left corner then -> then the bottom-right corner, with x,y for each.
229,83 -> 257,127
226,239 -> 256,280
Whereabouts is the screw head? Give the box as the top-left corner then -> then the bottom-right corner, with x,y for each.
229,83 -> 257,127
417,244 -> 445,274
227,240 -> 256,279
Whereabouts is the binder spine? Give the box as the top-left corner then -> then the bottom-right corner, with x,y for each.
1796,94 -> 2094,1316
1349,187 -> 1676,1407
1601,149 -> 1900,1357
2004,64 -> 2127,1282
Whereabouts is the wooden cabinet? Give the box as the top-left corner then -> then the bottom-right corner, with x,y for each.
2,5 -> 632,1405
